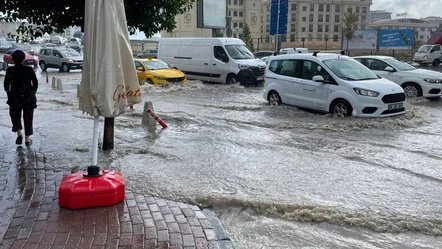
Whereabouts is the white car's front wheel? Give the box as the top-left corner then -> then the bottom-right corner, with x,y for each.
402,83 -> 421,98
331,99 -> 352,117
268,91 -> 282,106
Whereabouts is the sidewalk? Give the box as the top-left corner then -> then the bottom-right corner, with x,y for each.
0,126 -> 234,249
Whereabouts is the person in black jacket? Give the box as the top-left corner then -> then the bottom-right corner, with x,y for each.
3,50 -> 38,146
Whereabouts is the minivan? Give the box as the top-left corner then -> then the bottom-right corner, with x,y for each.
263,52 -> 407,117
157,38 -> 266,85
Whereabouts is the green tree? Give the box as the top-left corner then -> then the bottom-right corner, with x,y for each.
0,0 -> 195,39
341,6 -> 359,55
241,23 -> 254,53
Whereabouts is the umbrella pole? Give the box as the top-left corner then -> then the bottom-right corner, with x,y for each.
85,116 -> 101,177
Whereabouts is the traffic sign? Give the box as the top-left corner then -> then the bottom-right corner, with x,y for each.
270,0 -> 288,35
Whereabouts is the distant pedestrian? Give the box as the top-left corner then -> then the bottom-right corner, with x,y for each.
3,50 -> 38,146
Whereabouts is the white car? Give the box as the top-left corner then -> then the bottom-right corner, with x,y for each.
263,52 -> 406,117
353,55 -> 442,101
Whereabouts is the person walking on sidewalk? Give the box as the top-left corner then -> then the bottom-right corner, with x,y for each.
3,50 -> 38,146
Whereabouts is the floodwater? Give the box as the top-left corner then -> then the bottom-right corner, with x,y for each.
1,66 -> 442,248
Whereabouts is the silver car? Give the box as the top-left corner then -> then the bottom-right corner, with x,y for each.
38,47 -> 83,72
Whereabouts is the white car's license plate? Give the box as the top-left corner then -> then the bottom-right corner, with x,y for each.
257,76 -> 264,81
388,103 -> 403,110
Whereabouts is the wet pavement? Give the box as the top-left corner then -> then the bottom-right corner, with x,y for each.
0,126 -> 233,249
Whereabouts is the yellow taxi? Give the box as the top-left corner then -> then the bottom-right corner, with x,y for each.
134,57 -> 187,85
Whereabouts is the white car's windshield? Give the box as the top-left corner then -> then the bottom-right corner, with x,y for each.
324,58 -> 379,81
417,45 -> 433,53
384,58 -> 416,71
225,45 -> 254,60
143,60 -> 171,70
60,49 -> 81,57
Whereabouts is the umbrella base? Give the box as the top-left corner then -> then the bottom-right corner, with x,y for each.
58,170 -> 125,209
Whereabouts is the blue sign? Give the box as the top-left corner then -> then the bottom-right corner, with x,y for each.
270,0 -> 288,35
379,29 -> 413,50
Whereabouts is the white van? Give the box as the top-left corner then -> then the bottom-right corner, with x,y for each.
279,47 -> 309,54
263,52 -> 406,117
157,38 -> 266,84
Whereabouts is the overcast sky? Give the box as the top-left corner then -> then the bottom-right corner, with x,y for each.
371,0 -> 442,19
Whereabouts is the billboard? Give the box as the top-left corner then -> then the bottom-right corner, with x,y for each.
342,30 -> 378,50
379,29 -> 413,50
270,0 -> 288,35
197,0 -> 227,29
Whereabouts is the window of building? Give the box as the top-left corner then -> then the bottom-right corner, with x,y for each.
302,27 -> 306,32
291,13 -> 296,22
325,24 -> 329,32
421,27 -> 425,31
290,34 -> 295,42
234,11 -> 238,17
239,0 -> 243,5
361,15 -> 366,22
317,25 -> 323,32
326,4 -> 330,12
302,16 -> 306,22
318,4 -> 324,12
309,24 -> 313,32
318,14 -> 323,22
309,14 -> 314,22
291,24 -> 296,32
308,34 -> 313,41
281,35 -> 287,42
239,11 -> 243,17
267,15 -> 270,22
291,4 -> 297,10
233,0 -> 238,5
326,15 -> 329,22
335,4 -> 340,12
310,3 -> 314,11
334,25 -> 339,32
335,15 -> 340,22
239,23 -> 243,28
362,7 -> 367,13
266,24 -> 270,32
302,6 -> 307,11
233,22 -> 238,28
229,0 -> 231,5
317,34 -> 322,41
356,6 -> 360,13
267,5 -> 271,12
333,35 -> 339,42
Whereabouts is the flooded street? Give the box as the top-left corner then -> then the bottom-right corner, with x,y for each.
1,66 -> 442,248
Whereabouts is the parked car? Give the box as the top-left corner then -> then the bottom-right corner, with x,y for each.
65,42 -> 83,53
134,58 -> 187,85
136,49 -> 158,59
29,37 -> 44,44
38,47 -> 83,72
263,52 -> 406,117
0,38 -> 13,53
354,55 -> 442,100
9,43 -> 35,55
3,49 -> 38,70
254,50 -> 274,59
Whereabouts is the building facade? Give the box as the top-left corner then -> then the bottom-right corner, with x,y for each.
368,18 -> 437,42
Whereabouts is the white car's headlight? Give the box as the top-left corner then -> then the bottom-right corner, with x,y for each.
68,59 -> 73,63
354,88 -> 380,97
424,78 -> 442,84
238,64 -> 250,70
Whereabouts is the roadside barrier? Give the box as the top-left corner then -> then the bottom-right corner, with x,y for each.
146,108 -> 168,128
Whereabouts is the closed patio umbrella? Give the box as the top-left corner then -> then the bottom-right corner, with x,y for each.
79,0 -> 142,176
59,0 -> 142,210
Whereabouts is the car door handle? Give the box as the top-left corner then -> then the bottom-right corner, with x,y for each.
212,64 -> 216,66
204,63 -> 209,65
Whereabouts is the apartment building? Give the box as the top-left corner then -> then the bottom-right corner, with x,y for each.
368,18 -> 437,42
162,0 -> 372,49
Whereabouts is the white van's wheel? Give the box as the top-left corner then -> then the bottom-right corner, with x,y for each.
331,99 -> 352,117
268,91 -> 282,105
226,74 -> 238,84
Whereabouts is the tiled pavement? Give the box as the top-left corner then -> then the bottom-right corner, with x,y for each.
0,126 -> 234,249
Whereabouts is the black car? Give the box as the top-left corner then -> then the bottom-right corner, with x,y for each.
136,49 -> 157,59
